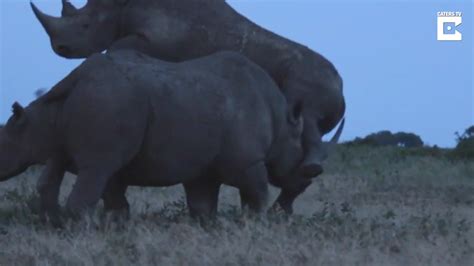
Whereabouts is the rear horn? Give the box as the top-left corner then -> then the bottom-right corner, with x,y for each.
62,0 -> 78,17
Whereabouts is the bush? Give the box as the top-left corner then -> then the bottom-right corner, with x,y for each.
452,126 -> 474,159
346,130 -> 424,148
452,138 -> 474,158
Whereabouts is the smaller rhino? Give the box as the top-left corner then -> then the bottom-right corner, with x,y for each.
0,50 -> 308,218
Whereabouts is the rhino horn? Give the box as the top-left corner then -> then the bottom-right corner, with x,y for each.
328,118 -> 345,145
30,2 -> 62,37
321,118 -> 345,160
299,118 -> 345,178
62,0 -> 78,17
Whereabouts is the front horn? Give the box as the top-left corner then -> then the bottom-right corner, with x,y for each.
30,2 -> 63,36
320,118 -> 345,161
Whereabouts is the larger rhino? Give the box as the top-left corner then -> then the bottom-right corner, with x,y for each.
0,50 -> 310,218
31,0 -> 346,180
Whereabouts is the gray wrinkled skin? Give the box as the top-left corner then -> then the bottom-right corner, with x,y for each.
31,0 -> 346,179
0,50 -> 306,219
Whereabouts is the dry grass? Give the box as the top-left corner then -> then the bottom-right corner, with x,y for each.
0,145 -> 473,265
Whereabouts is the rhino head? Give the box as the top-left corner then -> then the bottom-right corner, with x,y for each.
31,0 -> 125,58
0,102 -> 55,181
271,118 -> 345,214
268,102 -> 305,179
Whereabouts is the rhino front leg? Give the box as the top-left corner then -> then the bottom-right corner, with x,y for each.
183,178 -> 221,219
65,167 -> 117,216
102,177 -> 130,220
36,158 -> 66,222
238,161 -> 269,213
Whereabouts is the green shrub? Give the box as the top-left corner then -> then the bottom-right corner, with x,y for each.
451,125 -> 474,159
452,137 -> 474,159
346,130 -> 424,148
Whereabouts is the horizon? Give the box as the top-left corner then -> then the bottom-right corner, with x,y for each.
1,0 -> 473,147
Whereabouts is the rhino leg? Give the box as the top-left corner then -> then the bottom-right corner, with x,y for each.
102,178 -> 129,212
237,161 -> 269,213
101,177 -> 130,220
36,158 -> 66,223
65,167 -> 119,215
183,177 -> 221,218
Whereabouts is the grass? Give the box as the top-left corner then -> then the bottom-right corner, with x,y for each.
0,145 -> 473,265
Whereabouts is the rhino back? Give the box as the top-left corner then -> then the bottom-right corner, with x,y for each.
142,52 -> 282,173
184,51 -> 288,145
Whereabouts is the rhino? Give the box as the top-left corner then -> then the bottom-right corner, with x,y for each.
31,0 -> 346,180
0,50 -> 311,219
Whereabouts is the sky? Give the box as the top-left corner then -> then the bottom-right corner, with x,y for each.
0,0 -> 473,147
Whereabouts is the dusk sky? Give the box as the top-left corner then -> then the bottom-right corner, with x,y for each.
1,0 -> 472,147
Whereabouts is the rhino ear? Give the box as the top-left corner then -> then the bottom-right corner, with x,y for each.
12,102 -> 24,117
288,101 -> 303,125
288,101 -> 304,135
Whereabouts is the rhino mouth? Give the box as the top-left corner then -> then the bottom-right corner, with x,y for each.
55,45 -> 73,57
54,44 -> 86,59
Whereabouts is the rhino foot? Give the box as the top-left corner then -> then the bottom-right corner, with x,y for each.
40,208 -> 64,228
183,178 -> 220,219
268,202 -> 293,216
237,162 -> 269,213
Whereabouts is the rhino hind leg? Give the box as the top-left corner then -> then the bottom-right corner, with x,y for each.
102,178 -> 129,212
183,177 -> 221,219
237,161 -> 269,213
101,177 -> 130,221
36,158 -> 66,225
271,180 -> 312,215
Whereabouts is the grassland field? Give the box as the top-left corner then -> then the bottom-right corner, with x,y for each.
0,145 -> 473,265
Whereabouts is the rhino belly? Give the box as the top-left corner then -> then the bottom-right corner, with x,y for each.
119,160 -> 208,187
117,126 -> 222,187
